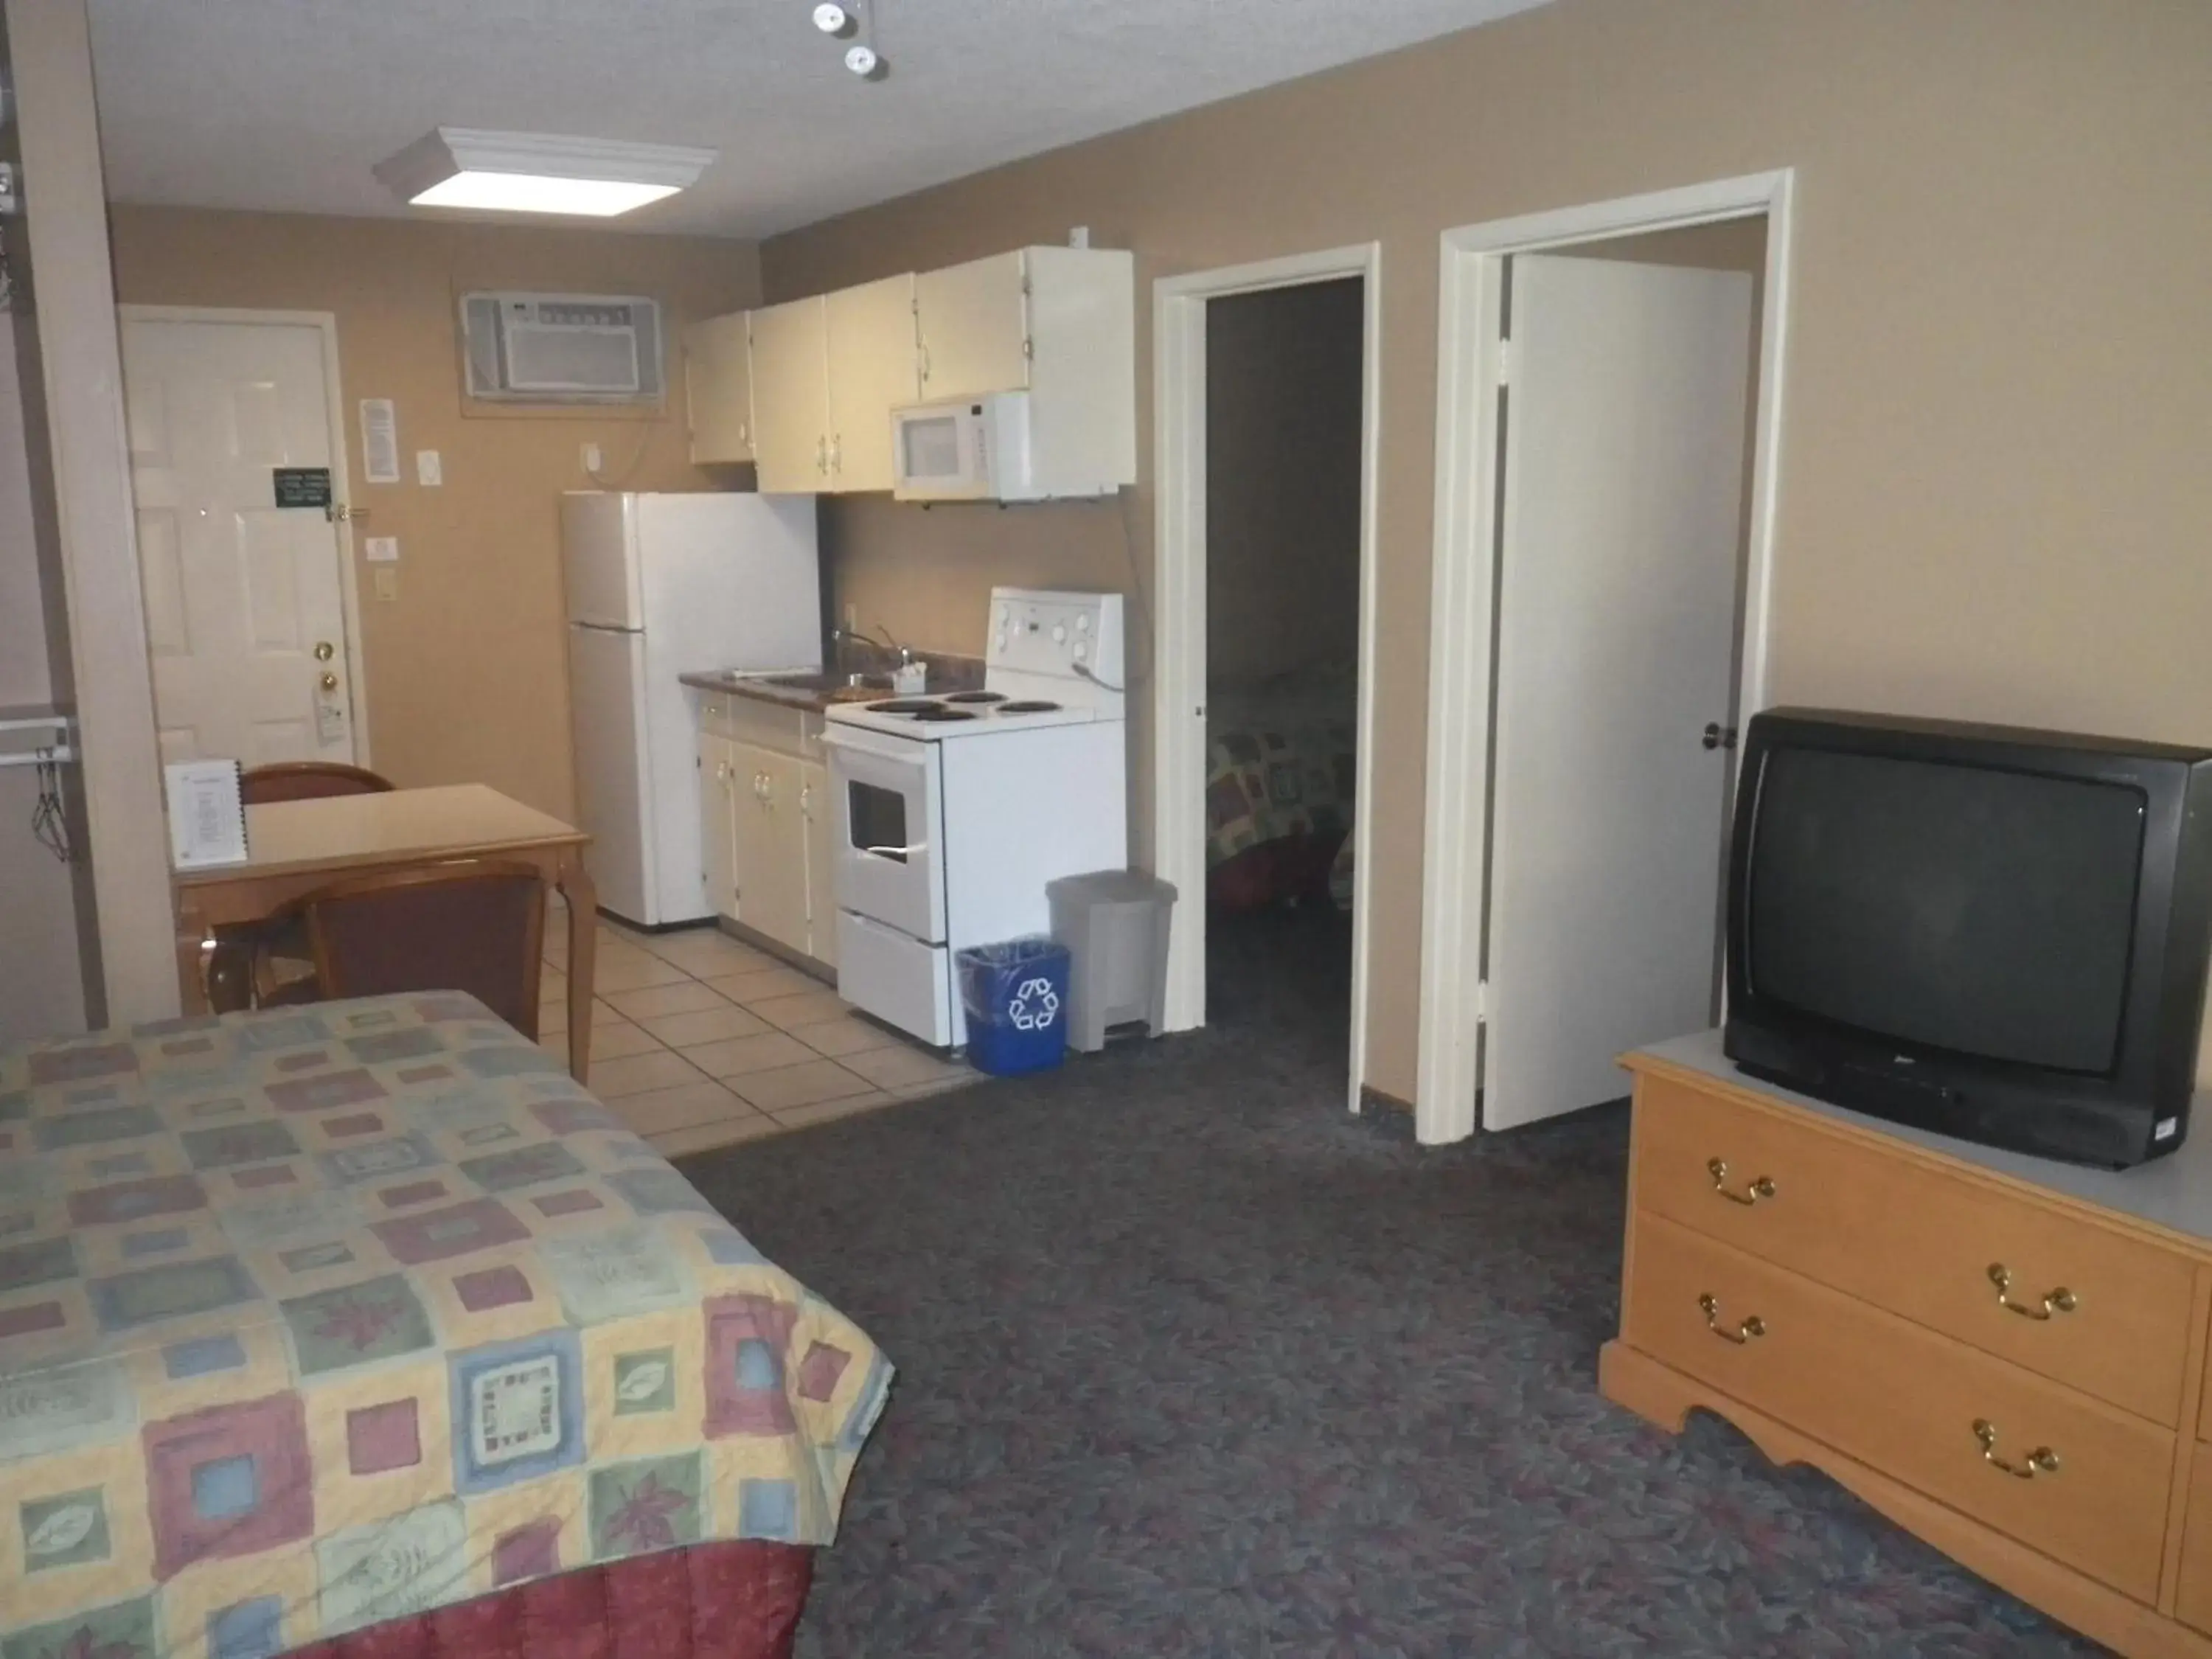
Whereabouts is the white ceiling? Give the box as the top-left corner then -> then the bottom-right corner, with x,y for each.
85,0 -> 1549,240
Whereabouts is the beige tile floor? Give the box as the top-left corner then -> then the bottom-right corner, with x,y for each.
540,915 -> 977,1158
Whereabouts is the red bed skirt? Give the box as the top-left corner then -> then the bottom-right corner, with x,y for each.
285,1542 -> 814,1659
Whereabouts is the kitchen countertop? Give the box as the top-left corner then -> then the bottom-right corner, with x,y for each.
681,655 -> 987,713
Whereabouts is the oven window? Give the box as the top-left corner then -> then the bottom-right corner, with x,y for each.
849,781 -> 910,862
901,416 -> 961,481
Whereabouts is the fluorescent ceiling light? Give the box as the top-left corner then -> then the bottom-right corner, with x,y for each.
374,128 -> 715,218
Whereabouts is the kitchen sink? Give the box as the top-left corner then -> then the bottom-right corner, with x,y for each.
754,672 -> 891,703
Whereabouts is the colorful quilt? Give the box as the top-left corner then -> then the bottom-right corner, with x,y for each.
0,995 -> 891,1659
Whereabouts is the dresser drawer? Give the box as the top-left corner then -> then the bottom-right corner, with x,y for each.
2180,1444 -> 2212,1635
1624,1212 -> 2174,1602
1634,1072 -> 2199,1427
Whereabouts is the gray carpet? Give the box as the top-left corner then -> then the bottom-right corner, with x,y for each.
676,908 -> 2105,1658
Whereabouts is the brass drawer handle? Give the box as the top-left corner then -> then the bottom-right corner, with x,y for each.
1707,1157 -> 1776,1206
1698,1292 -> 1766,1345
1973,1418 -> 2060,1479
1988,1264 -> 2078,1321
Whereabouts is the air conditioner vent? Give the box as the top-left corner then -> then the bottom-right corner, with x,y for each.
460,291 -> 664,406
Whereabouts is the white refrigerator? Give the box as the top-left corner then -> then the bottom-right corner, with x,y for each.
563,491 -> 821,928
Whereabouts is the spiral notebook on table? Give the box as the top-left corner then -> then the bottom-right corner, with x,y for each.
165,759 -> 251,869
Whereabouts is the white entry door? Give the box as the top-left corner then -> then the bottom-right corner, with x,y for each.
1483,254 -> 1754,1130
119,313 -> 357,768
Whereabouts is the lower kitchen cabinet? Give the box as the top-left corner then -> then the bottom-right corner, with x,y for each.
698,731 -> 740,920
800,758 -> 837,969
693,695 -> 838,970
731,743 -> 811,959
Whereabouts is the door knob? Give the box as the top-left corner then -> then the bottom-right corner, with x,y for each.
1702,723 -> 1739,751
319,672 -> 339,692
313,641 -> 335,662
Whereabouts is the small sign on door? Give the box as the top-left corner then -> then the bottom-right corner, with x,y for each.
272,466 -> 333,509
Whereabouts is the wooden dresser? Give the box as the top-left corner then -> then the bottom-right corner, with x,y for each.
1604,1033 -> 2212,1658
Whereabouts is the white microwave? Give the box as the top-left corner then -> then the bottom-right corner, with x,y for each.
891,392 -> 1035,503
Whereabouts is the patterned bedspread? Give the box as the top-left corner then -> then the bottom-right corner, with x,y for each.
0,995 -> 891,1659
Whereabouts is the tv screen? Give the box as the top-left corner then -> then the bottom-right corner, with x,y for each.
1745,749 -> 2146,1074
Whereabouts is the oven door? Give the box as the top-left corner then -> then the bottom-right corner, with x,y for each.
825,726 -> 947,942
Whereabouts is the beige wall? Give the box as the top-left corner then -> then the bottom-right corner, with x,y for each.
106,209 -> 762,821
0,328 -> 88,1042
7,0 -> 172,1026
1206,278 -> 1364,686
763,0 -> 2212,1104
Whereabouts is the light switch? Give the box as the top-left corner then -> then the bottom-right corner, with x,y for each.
373,566 -> 398,602
415,450 -> 442,487
364,536 -> 399,563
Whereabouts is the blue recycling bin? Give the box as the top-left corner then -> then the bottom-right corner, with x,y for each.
957,936 -> 1071,1077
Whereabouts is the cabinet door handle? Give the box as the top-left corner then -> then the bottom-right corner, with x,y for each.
1988,1265 -> 2078,1321
1707,1158 -> 1776,1206
1973,1419 -> 2060,1478
1698,1293 -> 1765,1345
830,434 -> 842,473
815,437 -> 828,475
919,341 -> 932,382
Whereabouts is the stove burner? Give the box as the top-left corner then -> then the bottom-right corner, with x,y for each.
942,691 -> 1007,704
868,698 -> 945,714
995,700 -> 1063,715
910,707 -> 978,723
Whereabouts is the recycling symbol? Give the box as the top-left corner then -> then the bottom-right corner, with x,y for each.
1007,975 -> 1061,1032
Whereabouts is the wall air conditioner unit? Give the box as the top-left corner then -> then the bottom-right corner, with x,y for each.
460,291 -> 664,405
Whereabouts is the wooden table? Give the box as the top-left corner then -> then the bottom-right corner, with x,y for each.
171,784 -> 599,1081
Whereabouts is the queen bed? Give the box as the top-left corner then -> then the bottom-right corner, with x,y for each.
0,994 -> 889,1659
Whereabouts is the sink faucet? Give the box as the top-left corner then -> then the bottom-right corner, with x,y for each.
868,622 -> 914,667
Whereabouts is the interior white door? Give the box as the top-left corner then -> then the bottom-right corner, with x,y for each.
121,316 -> 355,767
1482,254 -> 1754,1130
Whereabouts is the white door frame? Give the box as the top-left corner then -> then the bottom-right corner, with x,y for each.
1152,242 -> 1383,1113
1413,169 -> 1796,1147
116,305 -> 372,767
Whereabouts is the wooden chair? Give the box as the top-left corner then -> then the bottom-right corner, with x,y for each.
240,762 -> 394,805
265,858 -> 547,1037
206,764 -> 399,1012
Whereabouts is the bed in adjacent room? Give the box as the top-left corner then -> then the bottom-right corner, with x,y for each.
1206,659 -> 1359,914
0,994 -> 889,1659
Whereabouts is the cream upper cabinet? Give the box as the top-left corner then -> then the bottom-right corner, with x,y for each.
745,298 -> 830,493
915,252 -> 1032,401
683,313 -> 755,465
916,246 -> 1136,495
707,246 -> 1133,498
824,274 -> 920,493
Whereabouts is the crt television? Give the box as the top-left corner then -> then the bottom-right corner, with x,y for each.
1723,709 -> 2212,1169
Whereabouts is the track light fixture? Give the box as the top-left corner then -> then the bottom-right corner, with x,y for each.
809,0 -> 886,79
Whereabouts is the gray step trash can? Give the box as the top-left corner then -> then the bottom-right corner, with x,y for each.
1047,870 -> 1178,1053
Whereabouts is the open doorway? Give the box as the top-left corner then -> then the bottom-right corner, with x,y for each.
1152,244 -> 1382,1110
1417,172 -> 1795,1144
1200,277 -> 1366,1066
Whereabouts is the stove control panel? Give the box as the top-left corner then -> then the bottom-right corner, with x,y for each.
987,588 -> 1124,691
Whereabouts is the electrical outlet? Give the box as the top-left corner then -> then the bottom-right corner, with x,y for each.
373,566 -> 398,602
581,442 -> 603,474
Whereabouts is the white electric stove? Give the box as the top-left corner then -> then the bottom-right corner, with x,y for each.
824,588 -> 1128,1047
